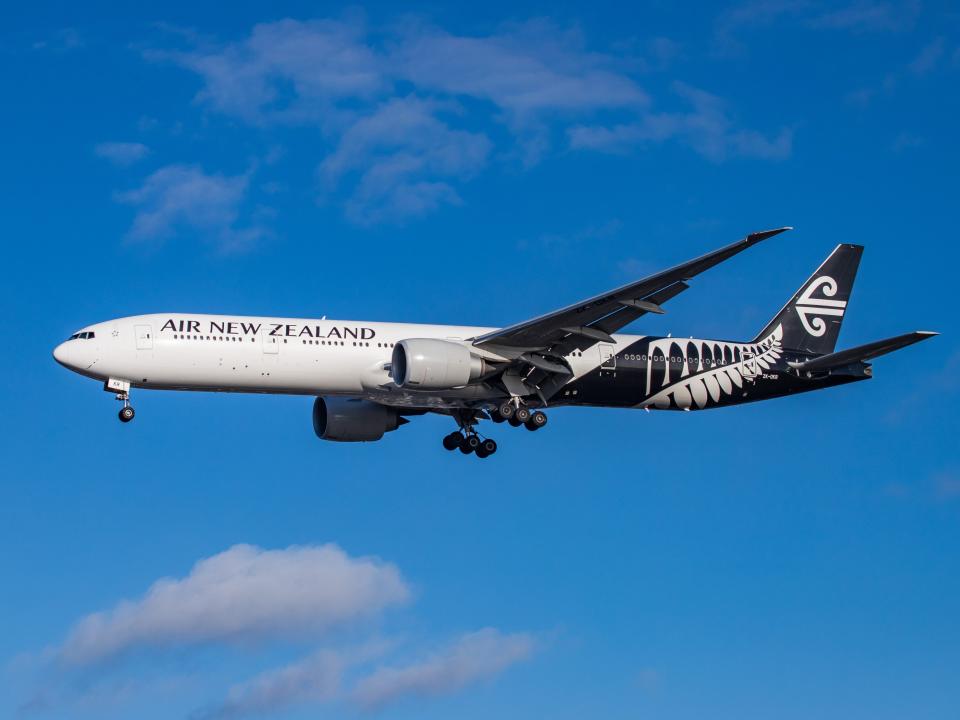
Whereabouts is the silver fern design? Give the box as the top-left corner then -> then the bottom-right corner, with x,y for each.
795,275 -> 846,337
638,325 -> 784,410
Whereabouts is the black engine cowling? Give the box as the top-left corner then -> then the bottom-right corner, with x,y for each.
313,397 -> 404,442
391,339 -> 488,390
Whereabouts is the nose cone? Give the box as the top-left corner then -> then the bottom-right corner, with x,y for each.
53,342 -> 68,366
53,341 -> 80,370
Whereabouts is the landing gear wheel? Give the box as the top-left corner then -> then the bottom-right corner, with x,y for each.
489,411 -> 506,423
118,406 -> 135,423
508,415 -> 523,427
525,411 -> 548,431
459,434 -> 481,454
480,438 -> 497,456
443,431 -> 464,451
498,401 -> 515,420
515,406 -> 531,424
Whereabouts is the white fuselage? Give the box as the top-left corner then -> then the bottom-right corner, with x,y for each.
53,313 -> 628,409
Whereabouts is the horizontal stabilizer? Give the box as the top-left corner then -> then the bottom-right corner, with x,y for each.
789,331 -> 938,372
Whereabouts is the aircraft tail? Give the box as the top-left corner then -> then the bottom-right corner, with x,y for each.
753,243 -> 863,354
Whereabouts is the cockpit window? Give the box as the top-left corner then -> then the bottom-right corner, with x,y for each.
67,331 -> 95,340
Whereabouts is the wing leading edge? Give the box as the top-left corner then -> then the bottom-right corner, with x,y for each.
473,226 -> 793,357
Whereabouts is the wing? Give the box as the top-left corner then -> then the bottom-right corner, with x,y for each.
473,227 -> 792,356
470,226 -> 792,402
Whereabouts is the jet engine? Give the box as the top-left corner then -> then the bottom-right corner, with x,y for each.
390,339 -> 489,390
313,397 -> 406,442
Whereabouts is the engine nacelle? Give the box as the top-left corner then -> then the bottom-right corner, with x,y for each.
391,339 -> 487,390
313,397 -> 404,442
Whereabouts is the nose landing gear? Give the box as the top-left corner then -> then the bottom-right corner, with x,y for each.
107,379 -> 136,423
116,392 -> 135,423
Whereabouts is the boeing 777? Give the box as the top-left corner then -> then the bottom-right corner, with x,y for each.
53,228 -> 936,457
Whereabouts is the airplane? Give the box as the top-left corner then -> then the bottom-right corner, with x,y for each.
53,227 -> 936,458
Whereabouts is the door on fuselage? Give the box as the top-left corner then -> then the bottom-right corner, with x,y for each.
261,330 -> 279,354
598,343 -> 616,377
134,324 -> 153,350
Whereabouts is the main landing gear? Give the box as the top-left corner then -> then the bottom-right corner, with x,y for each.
442,400 -> 549,457
495,400 -> 548,431
443,431 -> 498,459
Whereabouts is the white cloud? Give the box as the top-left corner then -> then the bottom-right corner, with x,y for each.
150,17 -> 790,224
352,628 -> 535,710
207,649 -> 344,719
320,96 -> 491,224
58,543 -> 410,665
806,0 -> 916,32
569,81 -> 792,161
94,141 -> 150,165
116,164 -> 265,252
715,1 -> 917,55
172,18 -> 383,124
393,20 -> 647,120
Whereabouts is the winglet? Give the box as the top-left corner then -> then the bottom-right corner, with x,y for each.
747,226 -> 793,245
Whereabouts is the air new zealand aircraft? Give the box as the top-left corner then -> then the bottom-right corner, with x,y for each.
54,227 -> 936,457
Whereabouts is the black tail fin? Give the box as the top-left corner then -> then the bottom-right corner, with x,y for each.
753,243 -> 864,354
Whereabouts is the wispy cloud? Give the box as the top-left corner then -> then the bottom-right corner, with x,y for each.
24,544 -> 536,718
848,37 -> 950,108
933,470 -> 960,501
94,141 -> 150,166
806,0 -> 917,32
57,543 -> 410,665
205,649 -> 345,719
715,0 -> 918,54
168,17 -> 383,124
319,96 -> 492,224
145,17 -> 788,224
31,27 -> 83,53
569,81 -> 793,161
116,164 -> 266,252
352,628 -> 535,710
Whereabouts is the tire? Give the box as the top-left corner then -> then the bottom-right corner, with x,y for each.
459,435 -> 480,454
475,446 -> 489,459
119,406 -> 135,423
526,411 -> 547,431
515,406 -> 531,423
443,432 -> 463,451
508,416 -> 523,427
498,402 -> 515,419
481,438 -> 497,455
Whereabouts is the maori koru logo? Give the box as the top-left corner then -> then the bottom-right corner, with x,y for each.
795,275 -> 846,336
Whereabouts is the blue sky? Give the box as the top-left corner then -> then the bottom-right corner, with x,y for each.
2,1 -> 959,718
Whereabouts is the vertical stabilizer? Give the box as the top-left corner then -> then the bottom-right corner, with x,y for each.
753,244 -> 863,355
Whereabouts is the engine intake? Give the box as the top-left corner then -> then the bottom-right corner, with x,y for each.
313,397 -> 405,442
391,339 -> 487,390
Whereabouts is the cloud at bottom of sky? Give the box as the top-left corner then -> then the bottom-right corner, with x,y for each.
57,543 -> 410,666
29,544 -> 535,718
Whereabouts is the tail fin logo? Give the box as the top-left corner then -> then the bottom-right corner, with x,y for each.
795,276 -> 846,337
